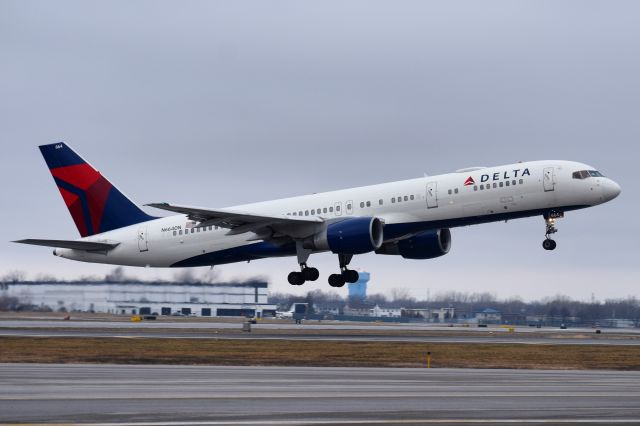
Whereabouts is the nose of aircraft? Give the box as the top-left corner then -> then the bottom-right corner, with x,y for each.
602,179 -> 622,202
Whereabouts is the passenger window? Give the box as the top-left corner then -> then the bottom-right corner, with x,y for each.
493,183 -> 497,188
293,212 -> 297,216
410,195 -> 414,200
197,227 -> 201,232
391,197 -> 395,203
519,179 -> 524,184
336,205 -> 340,211
379,199 -> 383,205
499,182 -> 503,188
512,180 -> 516,186
179,230 -> 183,235
299,211 -> 303,216
454,188 -> 458,194
404,196 -> 408,201
506,181 -> 510,186
397,195 -> 402,202
474,186 -> 478,191
366,201 -> 371,207
480,184 -> 484,190
329,206 -> 333,212
322,208 -> 326,213
360,202 -> 365,208
448,189 -> 452,195
173,231 -> 177,236
209,226 -> 213,231
191,229 -> 195,234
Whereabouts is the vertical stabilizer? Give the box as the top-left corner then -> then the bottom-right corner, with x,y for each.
39,142 -> 155,237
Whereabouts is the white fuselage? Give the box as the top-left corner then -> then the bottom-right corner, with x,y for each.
54,160 -> 620,268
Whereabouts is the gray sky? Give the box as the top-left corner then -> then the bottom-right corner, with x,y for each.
1,0 -> 638,301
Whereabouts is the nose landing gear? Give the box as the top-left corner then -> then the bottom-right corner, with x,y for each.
542,211 -> 563,251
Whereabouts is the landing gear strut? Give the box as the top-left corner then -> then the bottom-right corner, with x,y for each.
288,242 -> 319,286
542,211 -> 563,251
328,254 -> 360,287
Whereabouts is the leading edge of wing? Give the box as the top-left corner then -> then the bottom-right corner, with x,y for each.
13,239 -> 120,251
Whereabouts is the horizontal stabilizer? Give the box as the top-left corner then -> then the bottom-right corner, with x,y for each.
13,239 -> 120,251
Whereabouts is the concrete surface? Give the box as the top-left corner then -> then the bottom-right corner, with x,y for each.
1,363 -> 640,424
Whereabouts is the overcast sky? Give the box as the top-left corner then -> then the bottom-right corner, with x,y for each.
1,0 -> 638,301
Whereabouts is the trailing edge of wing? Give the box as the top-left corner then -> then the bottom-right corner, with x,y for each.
145,203 -> 323,229
13,239 -> 120,251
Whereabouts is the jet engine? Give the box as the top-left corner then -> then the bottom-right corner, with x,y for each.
376,228 -> 451,259
304,217 -> 384,254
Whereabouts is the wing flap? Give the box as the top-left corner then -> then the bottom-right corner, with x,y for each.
13,239 -> 120,251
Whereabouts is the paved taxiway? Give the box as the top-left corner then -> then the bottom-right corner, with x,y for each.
3,328 -> 640,346
2,363 -> 640,424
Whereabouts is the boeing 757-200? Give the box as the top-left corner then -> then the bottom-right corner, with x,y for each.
15,143 -> 621,287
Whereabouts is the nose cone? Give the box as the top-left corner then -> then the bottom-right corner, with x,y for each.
602,179 -> 621,202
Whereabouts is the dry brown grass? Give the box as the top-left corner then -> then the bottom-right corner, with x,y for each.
1,336 -> 640,370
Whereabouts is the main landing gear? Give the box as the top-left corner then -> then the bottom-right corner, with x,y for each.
542,211 -> 563,251
288,242 -> 319,285
287,244 -> 360,287
287,265 -> 320,286
328,254 -> 360,288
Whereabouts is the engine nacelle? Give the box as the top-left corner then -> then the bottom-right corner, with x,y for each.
305,217 -> 384,255
376,229 -> 451,259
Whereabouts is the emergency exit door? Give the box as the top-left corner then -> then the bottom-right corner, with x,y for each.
543,167 -> 555,192
426,182 -> 438,208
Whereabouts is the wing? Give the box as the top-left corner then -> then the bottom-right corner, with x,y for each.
13,239 -> 120,252
146,202 -> 322,238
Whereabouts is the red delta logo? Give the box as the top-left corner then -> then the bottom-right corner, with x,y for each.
464,176 -> 475,186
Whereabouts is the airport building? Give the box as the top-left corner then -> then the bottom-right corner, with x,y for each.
1,281 -> 277,318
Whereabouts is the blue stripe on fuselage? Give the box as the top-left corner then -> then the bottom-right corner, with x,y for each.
171,205 -> 590,267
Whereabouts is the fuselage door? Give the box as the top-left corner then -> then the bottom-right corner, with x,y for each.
334,201 -> 343,216
426,182 -> 438,209
543,167 -> 555,192
346,200 -> 354,215
137,226 -> 149,252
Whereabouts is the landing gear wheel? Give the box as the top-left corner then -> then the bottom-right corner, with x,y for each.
303,267 -> 319,281
288,271 -> 305,285
342,269 -> 359,283
328,274 -> 346,287
542,239 -> 557,251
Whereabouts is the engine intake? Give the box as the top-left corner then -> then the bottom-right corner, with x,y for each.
305,217 -> 384,255
376,229 -> 451,259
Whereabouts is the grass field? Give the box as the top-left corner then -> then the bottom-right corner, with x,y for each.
1,336 -> 640,370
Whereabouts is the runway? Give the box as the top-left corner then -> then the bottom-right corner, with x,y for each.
1,319 -> 639,345
1,363 -> 640,425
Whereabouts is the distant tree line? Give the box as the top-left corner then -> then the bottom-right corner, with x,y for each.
269,289 -> 640,325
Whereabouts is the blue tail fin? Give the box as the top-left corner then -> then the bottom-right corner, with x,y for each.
39,142 -> 156,237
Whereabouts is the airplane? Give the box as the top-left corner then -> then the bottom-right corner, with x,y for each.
275,303 -> 308,319
15,143 -> 621,288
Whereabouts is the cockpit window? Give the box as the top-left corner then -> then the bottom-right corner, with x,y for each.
572,170 -> 604,179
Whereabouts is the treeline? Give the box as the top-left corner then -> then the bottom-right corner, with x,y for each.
269,289 -> 640,323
